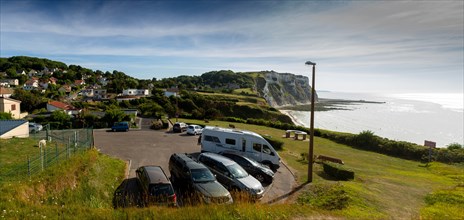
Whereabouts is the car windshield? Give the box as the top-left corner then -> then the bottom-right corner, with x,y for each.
188,126 -> 194,129
242,156 -> 260,167
227,163 -> 248,179
191,168 -> 216,183
149,183 -> 174,196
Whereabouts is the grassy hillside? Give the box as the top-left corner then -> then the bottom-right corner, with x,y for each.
183,119 -> 464,219
1,121 -> 463,219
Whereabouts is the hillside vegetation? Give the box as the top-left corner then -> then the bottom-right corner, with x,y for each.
3,121 -> 462,219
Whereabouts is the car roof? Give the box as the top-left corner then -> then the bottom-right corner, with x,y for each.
200,152 -> 235,166
174,153 -> 207,170
142,166 -> 170,184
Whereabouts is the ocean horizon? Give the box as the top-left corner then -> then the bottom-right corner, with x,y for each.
283,91 -> 464,147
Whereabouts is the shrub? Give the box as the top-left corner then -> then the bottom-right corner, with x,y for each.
322,161 -> 355,181
263,135 -> 284,151
150,120 -> 164,130
297,183 -> 350,210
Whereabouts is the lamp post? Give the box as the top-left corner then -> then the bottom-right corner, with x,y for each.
305,61 -> 316,182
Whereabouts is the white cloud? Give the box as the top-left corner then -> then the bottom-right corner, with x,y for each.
1,0 -> 462,93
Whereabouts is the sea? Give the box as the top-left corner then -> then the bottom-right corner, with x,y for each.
283,91 -> 464,148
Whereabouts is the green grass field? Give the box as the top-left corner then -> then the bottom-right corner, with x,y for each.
1,121 -> 463,219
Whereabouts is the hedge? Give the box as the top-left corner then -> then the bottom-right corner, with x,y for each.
322,161 -> 355,181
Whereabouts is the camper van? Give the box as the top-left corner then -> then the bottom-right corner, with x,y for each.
200,126 -> 281,171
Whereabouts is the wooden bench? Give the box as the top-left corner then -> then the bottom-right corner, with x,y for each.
315,155 -> 344,165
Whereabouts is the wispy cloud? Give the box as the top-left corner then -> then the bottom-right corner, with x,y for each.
1,0 -> 462,93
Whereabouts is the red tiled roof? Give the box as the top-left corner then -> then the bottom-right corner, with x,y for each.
48,101 -> 76,110
0,87 -> 13,95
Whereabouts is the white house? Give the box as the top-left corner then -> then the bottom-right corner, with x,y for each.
0,79 -> 19,87
122,89 -> 149,96
47,100 -> 81,115
164,88 -> 179,97
23,79 -> 39,90
0,97 -> 22,119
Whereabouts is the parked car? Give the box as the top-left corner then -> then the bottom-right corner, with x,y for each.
220,151 -> 274,185
112,122 -> 129,132
135,166 -> 177,207
186,125 -> 203,135
169,153 -> 233,205
29,122 -> 43,133
172,122 -> 188,133
197,152 -> 265,200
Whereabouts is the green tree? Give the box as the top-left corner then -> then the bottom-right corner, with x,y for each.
50,110 -> 72,128
0,112 -> 13,120
102,109 -> 128,127
447,143 -> 463,150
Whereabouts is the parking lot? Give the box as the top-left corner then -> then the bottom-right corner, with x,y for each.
94,127 -> 297,205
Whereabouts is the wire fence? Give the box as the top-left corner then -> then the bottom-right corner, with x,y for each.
1,125 -> 93,181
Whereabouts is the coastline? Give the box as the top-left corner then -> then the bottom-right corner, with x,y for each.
280,110 -> 305,127
278,92 -> 463,147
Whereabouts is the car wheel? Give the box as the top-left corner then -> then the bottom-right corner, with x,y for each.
255,173 -> 265,183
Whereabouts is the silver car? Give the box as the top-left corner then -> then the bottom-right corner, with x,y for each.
186,125 -> 203,135
198,152 -> 264,200
29,122 -> 43,133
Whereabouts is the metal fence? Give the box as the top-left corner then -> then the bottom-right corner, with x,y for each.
1,125 -> 93,180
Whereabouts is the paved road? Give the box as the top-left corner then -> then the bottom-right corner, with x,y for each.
94,123 -> 296,205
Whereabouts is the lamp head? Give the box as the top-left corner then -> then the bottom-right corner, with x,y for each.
305,61 -> 316,66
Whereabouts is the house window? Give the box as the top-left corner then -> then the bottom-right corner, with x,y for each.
11,104 -> 16,111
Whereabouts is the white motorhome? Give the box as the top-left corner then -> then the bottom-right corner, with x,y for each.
200,126 -> 281,171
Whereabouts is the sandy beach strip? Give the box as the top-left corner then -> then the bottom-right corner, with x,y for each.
279,110 -> 306,127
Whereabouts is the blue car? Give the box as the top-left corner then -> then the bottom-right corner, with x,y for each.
112,122 -> 129,132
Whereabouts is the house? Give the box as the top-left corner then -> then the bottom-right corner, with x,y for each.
39,79 -> 49,89
16,70 -> 26,75
93,89 -> 107,99
28,70 -> 38,77
0,120 -> 29,139
164,88 -> 179,97
0,97 -> 22,119
47,100 -> 81,115
81,88 -> 94,97
122,89 -> 149,96
58,85 -> 72,93
0,79 -> 19,87
49,77 -> 58,85
23,78 -> 39,90
0,87 -> 13,98
98,77 -> 109,86
74,80 -> 85,87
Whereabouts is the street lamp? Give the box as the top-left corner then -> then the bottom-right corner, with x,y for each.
305,60 -> 316,182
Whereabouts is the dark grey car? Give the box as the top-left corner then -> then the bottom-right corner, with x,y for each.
169,153 -> 233,205
220,151 -> 274,185
198,152 -> 265,200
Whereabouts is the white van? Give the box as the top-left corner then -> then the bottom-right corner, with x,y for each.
200,126 -> 281,171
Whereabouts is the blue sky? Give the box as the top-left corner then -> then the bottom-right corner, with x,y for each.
1,0 -> 463,93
